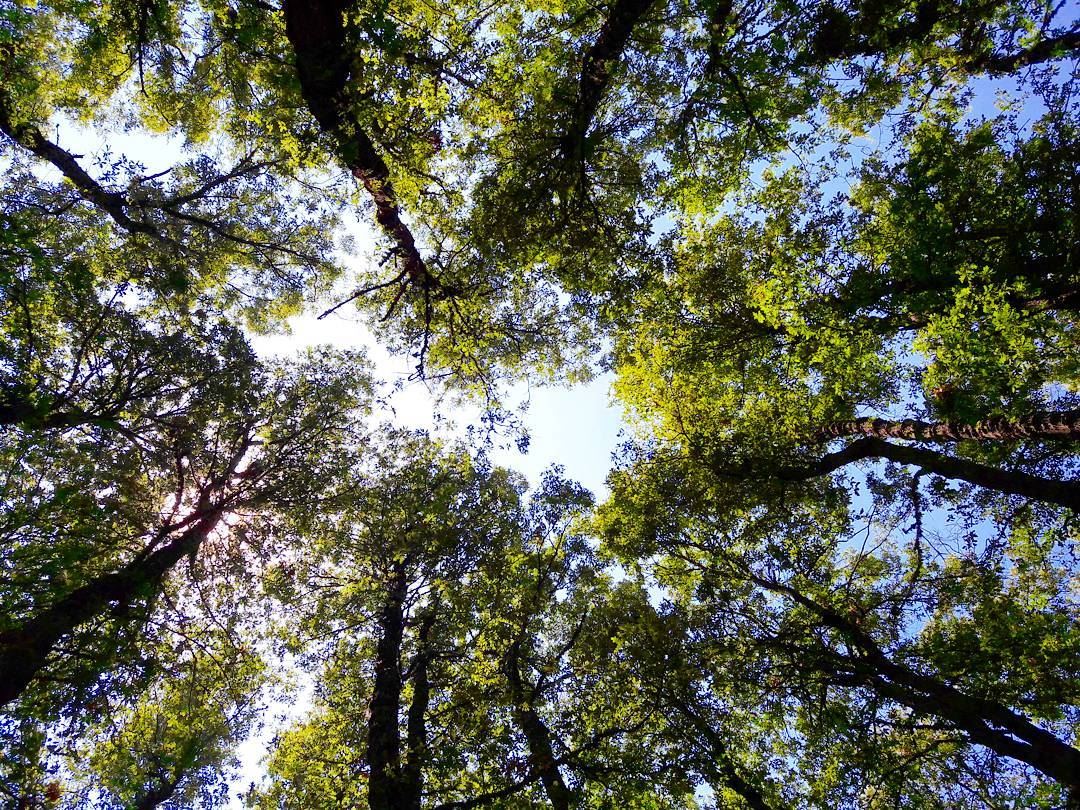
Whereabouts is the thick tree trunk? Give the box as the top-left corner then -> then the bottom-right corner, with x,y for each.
281,0 -> 433,292
818,409 -> 1080,444
771,437 -> 1080,509
503,640 -> 572,810
751,572 -> 1080,792
562,0 -> 656,161
0,507 -> 224,706
367,563 -> 408,810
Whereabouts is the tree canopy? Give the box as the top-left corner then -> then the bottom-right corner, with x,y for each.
1,0 -> 1078,807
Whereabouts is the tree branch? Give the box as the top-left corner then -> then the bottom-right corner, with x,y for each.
817,409 -> 1080,444
282,0 -> 437,294
561,0 -> 656,162
768,437 -> 1080,509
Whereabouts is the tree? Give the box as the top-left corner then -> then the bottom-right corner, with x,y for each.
3,0 -> 1080,807
597,441 -> 1080,806
0,330 -> 374,710
612,96 -> 1080,515
254,434 -> 528,810
65,638 -> 267,809
255,444 -> 697,808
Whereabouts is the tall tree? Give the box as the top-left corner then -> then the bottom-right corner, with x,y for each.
254,434 -> 527,810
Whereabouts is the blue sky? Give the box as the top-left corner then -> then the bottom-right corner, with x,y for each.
250,306 -> 627,501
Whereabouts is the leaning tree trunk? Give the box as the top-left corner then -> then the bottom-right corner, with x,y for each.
768,437 -> 1080,509
503,640 -> 572,810
0,507 -> 224,706
281,0 -> 434,293
749,572 -> 1080,794
562,0 -> 656,162
0,89 -> 159,237
817,409 -> 1080,444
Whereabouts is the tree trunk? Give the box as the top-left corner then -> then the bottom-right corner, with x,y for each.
562,0 -> 656,162
503,640 -> 572,810
367,562 -> 408,810
0,507 -> 224,706
817,409 -> 1080,444
134,771 -> 183,810
401,609 -> 436,810
281,0 -> 433,292
770,437 -> 1080,509
750,572 -> 1080,792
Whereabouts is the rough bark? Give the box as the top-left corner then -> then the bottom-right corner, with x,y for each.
281,0 -> 433,292
751,572 -> 1080,793
818,409 -> 1080,444
561,0 -> 656,161
503,640 -> 572,810
0,505 -> 225,706
771,437 -> 1080,509
367,562 -> 408,810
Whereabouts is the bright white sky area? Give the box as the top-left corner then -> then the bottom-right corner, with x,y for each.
251,313 -> 626,499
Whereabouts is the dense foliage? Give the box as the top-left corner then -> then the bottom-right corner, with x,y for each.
0,0 -> 1078,807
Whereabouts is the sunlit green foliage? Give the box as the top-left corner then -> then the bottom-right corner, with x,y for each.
1,0 -> 1079,807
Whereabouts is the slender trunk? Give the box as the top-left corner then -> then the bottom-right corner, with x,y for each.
367,563 -> 407,810
667,696 -> 771,810
751,572 -> 1080,791
817,409 -> 1080,444
0,507 -> 224,706
562,0 -> 656,161
281,0 -> 433,291
401,610 -> 436,810
503,640 -> 571,810
770,437 -> 1080,509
